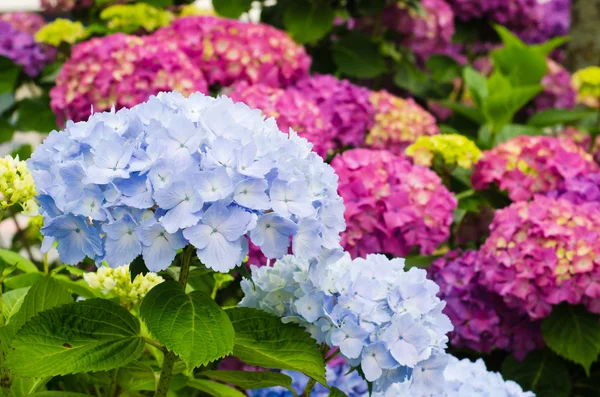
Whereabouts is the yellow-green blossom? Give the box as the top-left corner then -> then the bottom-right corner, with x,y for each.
0,155 -> 37,214
178,4 -> 214,17
83,265 -> 163,306
406,134 -> 481,169
100,3 -> 172,33
35,18 -> 87,47
572,66 -> 600,107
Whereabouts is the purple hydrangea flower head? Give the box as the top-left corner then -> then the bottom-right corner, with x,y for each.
530,59 -> 576,114
29,91 -> 345,272
428,250 -> 543,359
520,0 -> 570,44
227,82 -> 335,158
292,74 -> 375,148
0,20 -> 53,77
548,172 -> 600,205
332,149 -> 456,259
1,12 -> 45,35
472,135 -> 598,201
479,196 -> 600,319
153,16 -> 310,88
240,252 -> 453,394
446,0 -> 542,34
50,33 -> 209,125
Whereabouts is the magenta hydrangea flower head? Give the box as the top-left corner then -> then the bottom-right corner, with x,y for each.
50,33 -> 209,125
332,149 -> 456,259
153,16 -> 310,88
0,12 -> 46,35
548,172 -> 600,206
472,136 -> 598,201
478,196 -> 600,319
530,59 -> 576,114
227,82 -> 335,158
292,74 -> 375,148
382,0 -> 455,61
365,90 -> 440,154
0,20 -> 53,77
428,250 -> 543,358
520,0 -> 570,44
446,0 -> 542,33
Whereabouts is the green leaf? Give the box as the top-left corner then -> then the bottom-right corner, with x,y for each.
329,387 -> 349,397
283,0 -> 335,44
226,307 -> 326,385
129,255 -> 149,282
463,67 -> 488,107
0,276 -> 72,347
1,287 -> 30,323
117,361 -> 157,392
483,85 -> 543,132
140,281 -> 234,369
15,96 -> 58,133
5,299 -> 144,376
10,375 -> 50,397
2,272 -> 44,289
52,274 -> 104,299
212,0 -> 252,19
426,55 -> 462,82
527,108 -> 596,127
187,379 -> 246,397
0,117 -> 15,143
0,93 -> 15,115
531,36 -> 570,57
405,255 -> 440,269
394,62 -> 453,99
493,124 -> 543,146
27,392 -> 94,397
439,100 -> 485,124
200,370 -> 293,390
10,144 -> 32,161
542,304 -> 600,374
502,350 -> 571,397
332,32 -> 386,79
0,248 -> 37,274
573,369 -> 600,396
0,56 -> 22,94
493,24 -> 526,48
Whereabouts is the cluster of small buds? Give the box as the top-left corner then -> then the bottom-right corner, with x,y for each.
428,250 -> 543,358
365,90 -> 439,155
35,19 -> 87,47
405,134 -> 482,169
226,82 -> 334,158
572,66 -> 600,108
241,252 -> 453,395
0,12 -> 45,35
382,0 -> 455,61
83,265 -> 164,306
373,355 -> 535,397
332,149 -> 456,259
50,33 -> 209,124
0,155 -> 38,215
31,92 -> 345,272
153,16 -> 310,88
479,195 -> 600,319
0,20 -> 54,77
472,135 -> 598,201
291,74 -> 375,149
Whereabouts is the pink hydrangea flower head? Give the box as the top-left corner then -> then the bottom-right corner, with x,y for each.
365,90 -> 439,154
428,249 -> 543,358
0,12 -> 45,35
479,196 -> 600,319
227,82 -> 334,157
551,126 -> 591,151
332,148 -> 456,258
292,74 -> 375,148
383,0 -> 455,61
50,33 -> 209,124
548,172 -> 600,205
472,136 -> 598,201
0,20 -> 53,77
153,16 -> 310,88
530,59 -> 576,114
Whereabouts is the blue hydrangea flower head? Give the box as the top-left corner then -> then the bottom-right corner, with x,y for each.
240,252 -> 453,395
29,92 -> 345,271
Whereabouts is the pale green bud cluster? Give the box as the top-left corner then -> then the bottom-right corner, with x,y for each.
84,265 -> 164,305
0,155 -> 38,215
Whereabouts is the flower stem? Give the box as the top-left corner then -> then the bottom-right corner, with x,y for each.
154,246 -> 194,397
10,210 -> 34,262
301,378 -> 317,397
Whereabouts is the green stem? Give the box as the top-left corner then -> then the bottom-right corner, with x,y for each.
0,276 -> 3,328
43,253 -> 49,274
144,337 -> 165,351
10,210 -> 34,262
109,367 -> 119,397
154,246 -> 194,397
324,348 -> 340,364
301,378 -> 317,397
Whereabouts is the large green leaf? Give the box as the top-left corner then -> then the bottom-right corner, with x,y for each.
117,361 -> 157,392
200,370 -> 293,390
329,388 -> 349,397
542,304 -> 600,374
463,67 -> 488,107
425,55 -> 463,82
439,100 -> 485,124
283,0 -> 335,44
483,85 -> 543,132
226,307 -> 326,385
15,96 -> 58,133
187,379 -> 246,397
5,299 -> 144,376
527,108 -> 596,127
0,249 -> 37,275
502,350 -> 571,397
0,276 -> 72,347
493,124 -> 543,146
0,56 -> 21,94
10,375 -> 50,397
332,32 -> 386,79
491,46 -> 547,86
140,281 -> 234,369
531,36 -> 570,57
2,272 -> 44,289
1,287 -> 29,323
212,0 -> 252,19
